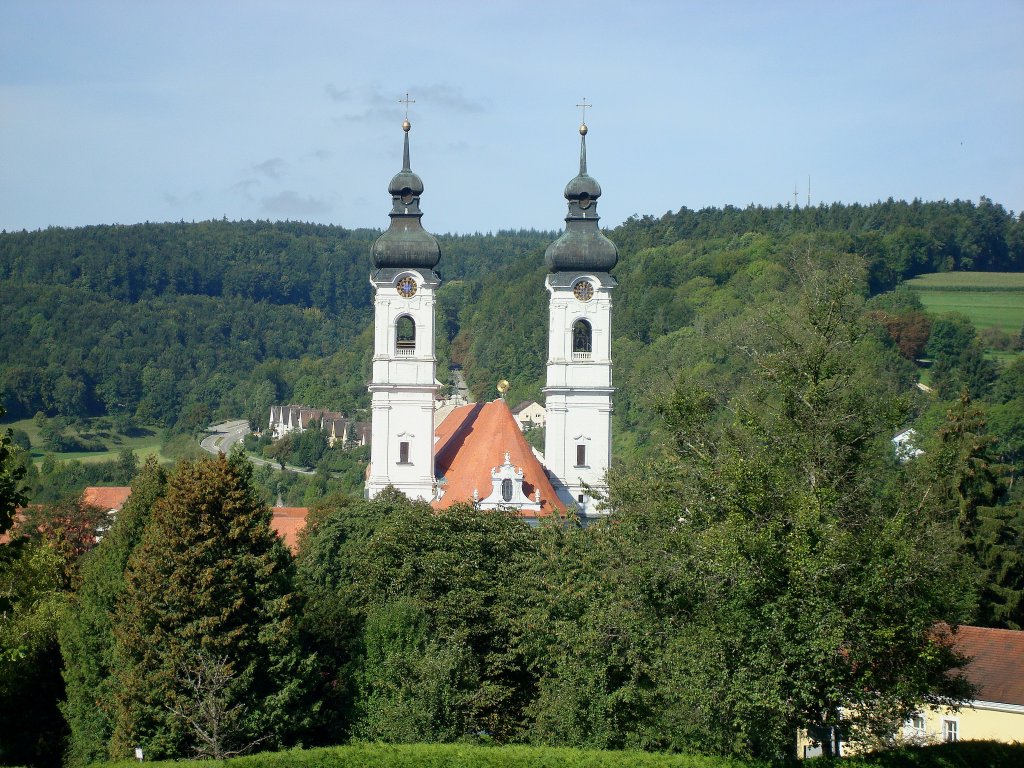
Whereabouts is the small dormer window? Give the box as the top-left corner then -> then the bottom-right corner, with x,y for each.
501,478 -> 513,502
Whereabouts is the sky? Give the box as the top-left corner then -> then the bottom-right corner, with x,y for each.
2,0 -> 1022,235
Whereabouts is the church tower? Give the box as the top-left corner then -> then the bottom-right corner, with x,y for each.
365,115 -> 442,502
542,114 -> 618,516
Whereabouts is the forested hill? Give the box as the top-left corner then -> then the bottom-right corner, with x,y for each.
0,199 -> 1021,441
0,221 -> 553,426
615,196 -> 1022,289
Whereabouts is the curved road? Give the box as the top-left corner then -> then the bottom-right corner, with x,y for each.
200,420 -> 315,476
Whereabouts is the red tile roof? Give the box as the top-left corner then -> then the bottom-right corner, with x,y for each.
0,511 -> 28,545
271,507 -> 309,553
81,486 -> 133,512
73,486 -> 307,554
433,399 -> 564,516
954,625 -> 1024,706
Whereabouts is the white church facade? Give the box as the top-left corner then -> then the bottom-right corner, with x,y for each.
364,111 -> 618,521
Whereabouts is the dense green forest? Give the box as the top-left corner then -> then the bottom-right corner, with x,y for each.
2,197 -> 1024,766
1,199 -> 1020,432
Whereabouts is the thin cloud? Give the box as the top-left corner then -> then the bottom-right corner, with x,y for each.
325,83 -> 352,102
230,178 -> 260,200
252,158 -> 285,180
163,190 -> 202,207
415,83 -> 484,114
260,190 -> 331,218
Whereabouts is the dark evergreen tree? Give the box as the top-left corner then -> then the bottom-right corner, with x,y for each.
59,459 -> 167,766
109,453 -> 314,759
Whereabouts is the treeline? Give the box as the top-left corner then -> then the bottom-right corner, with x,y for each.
0,222 -> 553,428
612,197 -> 1022,290
2,262 -> 1017,764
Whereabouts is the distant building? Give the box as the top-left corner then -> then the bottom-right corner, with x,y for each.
365,114 -> 616,519
892,428 -> 924,462
270,506 -> 309,553
71,486 -> 308,554
903,625 -> 1024,746
510,400 -> 546,430
82,486 -> 133,539
800,624 -> 1024,757
268,404 -> 368,447
433,399 -> 564,519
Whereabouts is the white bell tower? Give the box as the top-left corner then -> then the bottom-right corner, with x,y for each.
543,111 -> 618,517
365,112 -> 442,502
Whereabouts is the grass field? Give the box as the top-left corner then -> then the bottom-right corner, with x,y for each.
905,272 -> 1024,333
1,416 -> 167,465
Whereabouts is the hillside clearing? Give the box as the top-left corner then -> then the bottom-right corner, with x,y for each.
905,272 -> 1024,332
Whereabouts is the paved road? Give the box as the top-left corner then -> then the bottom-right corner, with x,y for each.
200,419 -> 250,455
200,420 -> 315,476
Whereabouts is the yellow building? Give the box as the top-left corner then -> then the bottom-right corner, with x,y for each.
904,625 -> 1024,745
801,625 -> 1023,758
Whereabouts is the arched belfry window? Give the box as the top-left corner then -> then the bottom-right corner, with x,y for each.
572,319 -> 592,359
396,315 -> 416,356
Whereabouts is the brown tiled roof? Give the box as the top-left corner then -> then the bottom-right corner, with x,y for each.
271,507 -> 309,553
432,399 -> 563,516
0,511 -> 28,545
73,486 -> 308,554
81,486 -> 133,512
954,625 -> 1024,706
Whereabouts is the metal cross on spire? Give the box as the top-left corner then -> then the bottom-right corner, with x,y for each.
400,92 -> 416,121
576,98 -> 592,125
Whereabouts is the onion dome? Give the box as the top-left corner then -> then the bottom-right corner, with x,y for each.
371,119 -> 441,269
544,122 -> 618,273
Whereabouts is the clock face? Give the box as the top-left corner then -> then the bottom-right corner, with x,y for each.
396,276 -> 417,298
573,280 -> 594,302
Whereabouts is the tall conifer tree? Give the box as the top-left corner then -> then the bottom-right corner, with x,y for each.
60,458 -> 167,766
110,453 -> 313,759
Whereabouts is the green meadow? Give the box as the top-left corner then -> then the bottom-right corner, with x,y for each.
2,416 -> 168,466
905,272 -> 1024,333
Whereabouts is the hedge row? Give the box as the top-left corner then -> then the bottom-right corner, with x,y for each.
94,740 -> 1024,768
905,285 -> 1024,292
843,740 -> 1024,767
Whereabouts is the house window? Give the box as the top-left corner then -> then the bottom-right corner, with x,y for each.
910,714 -> 925,736
398,441 -> 410,464
572,319 -> 592,359
942,719 -> 957,742
501,478 -> 513,502
396,315 -> 415,356
577,494 -> 585,504
576,444 -> 587,467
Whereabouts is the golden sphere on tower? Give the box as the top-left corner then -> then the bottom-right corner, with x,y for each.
402,119 -> 411,132
579,123 -> 588,136
496,379 -> 510,396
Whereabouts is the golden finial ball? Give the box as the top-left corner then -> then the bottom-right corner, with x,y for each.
579,123 -> 588,136
402,119 -> 411,132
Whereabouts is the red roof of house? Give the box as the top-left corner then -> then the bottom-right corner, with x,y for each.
271,507 -> 309,553
0,510 -> 28,545
433,399 -> 564,516
72,486 -> 308,554
954,625 -> 1024,706
81,486 -> 133,512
